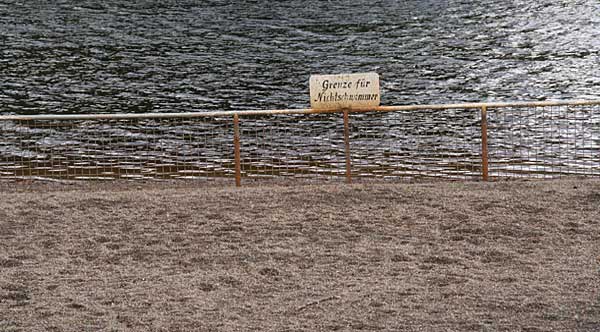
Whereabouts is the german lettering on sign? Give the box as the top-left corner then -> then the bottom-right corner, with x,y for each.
309,72 -> 380,110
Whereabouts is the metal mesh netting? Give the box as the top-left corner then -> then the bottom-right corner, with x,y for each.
487,104 -> 600,178
0,103 -> 598,182
0,117 -> 234,180
238,113 -> 346,182
349,109 -> 482,180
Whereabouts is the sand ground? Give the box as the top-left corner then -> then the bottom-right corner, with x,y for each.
0,179 -> 599,331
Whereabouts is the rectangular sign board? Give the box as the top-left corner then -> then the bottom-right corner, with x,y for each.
309,72 -> 380,110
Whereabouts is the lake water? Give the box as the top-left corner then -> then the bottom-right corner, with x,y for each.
1,1 -> 599,180
2,0 -> 600,114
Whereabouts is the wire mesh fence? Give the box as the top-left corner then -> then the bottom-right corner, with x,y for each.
238,113 -> 346,183
487,103 -> 600,179
0,100 -> 598,183
0,117 -> 235,180
349,109 -> 482,181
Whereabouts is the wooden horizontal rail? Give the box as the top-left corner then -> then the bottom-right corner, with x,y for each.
0,99 -> 598,121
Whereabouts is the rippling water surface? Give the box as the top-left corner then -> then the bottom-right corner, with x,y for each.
2,0 -> 600,114
1,1 -> 599,180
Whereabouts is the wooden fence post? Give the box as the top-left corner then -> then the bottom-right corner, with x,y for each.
343,109 -> 352,184
481,106 -> 489,181
233,114 -> 242,187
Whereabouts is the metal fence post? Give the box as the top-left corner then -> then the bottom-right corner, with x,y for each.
481,106 -> 489,181
233,114 -> 242,187
343,109 -> 352,184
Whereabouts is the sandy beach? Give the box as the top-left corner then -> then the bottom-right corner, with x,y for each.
1,179 -> 599,331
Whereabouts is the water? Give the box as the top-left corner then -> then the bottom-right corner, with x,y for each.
1,1 -> 599,180
2,0 -> 600,114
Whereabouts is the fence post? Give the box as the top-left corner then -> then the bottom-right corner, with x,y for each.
481,106 -> 489,181
343,109 -> 352,184
233,114 -> 242,187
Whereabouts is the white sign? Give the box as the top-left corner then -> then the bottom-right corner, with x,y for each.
309,72 -> 380,110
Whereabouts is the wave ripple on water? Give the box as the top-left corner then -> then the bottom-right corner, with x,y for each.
1,0 -> 599,115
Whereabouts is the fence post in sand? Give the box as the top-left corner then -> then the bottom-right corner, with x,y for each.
233,114 -> 242,187
481,106 -> 489,181
343,109 -> 352,184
